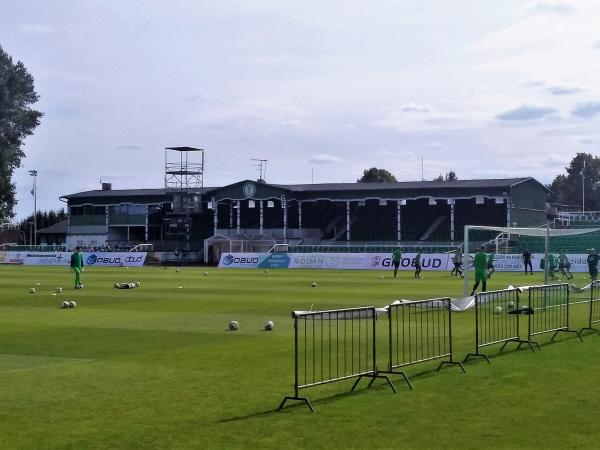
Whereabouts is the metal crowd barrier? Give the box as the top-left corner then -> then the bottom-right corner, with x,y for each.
278,306 -> 395,412
464,288 -> 532,363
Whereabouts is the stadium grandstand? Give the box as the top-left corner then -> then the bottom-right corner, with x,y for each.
59,175 -> 558,263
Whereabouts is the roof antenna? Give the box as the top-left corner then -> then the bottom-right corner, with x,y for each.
251,159 -> 267,183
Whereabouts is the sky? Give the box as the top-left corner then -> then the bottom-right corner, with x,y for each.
2,0 -> 600,219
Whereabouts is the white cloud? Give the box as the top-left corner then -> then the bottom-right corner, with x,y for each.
391,102 -> 433,114
545,86 -> 584,95
308,154 -> 343,164
116,144 -> 145,151
495,105 -> 558,121
523,2 -> 575,15
572,102 -> 600,118
19,23 -> 53,34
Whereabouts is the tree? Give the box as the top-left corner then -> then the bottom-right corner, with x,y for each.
433,170 -> 458,182
357,167 -> 397,183
0,45 -> 43,220
18,208 -> 67,244
548,153 -> 600,210
445,170 -> 458,181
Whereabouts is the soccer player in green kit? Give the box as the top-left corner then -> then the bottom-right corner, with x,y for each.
470,247 -> 487,296
414,250 -> 423,279
392,247 -> 402,278
70,246 -> 85,289
487,252 -> 496,279
547,252 -> 559,280
587,248 -> 599,281
558,250 -> 573,280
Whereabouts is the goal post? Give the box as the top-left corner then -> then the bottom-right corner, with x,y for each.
462,225 -> 599,297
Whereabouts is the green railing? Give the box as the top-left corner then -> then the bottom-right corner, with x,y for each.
0,244 -> 67,252
109,214 -> 145,226
70,215 -> 105,226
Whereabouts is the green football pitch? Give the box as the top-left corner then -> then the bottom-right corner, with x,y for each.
1,265 -> 599,449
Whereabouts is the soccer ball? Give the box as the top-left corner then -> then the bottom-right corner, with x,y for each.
69,301 -> 77,308
62,301 -> 70,309
55,287 -> 63,293
178,286 -> 183,289
114,283 -> 119,288
264,320 -> 274,331
507,301 -> 515,311
380,275 -> 385,279
36,282 -> 40,286
229,320 -> 239,331
176,268 -> 180,273
203,272 -> 208,276
264,270 -> 269,274
29,287 -> 35,294
135,281 -> 140,287
494,306 -> 503,314
312,282 -> 317,288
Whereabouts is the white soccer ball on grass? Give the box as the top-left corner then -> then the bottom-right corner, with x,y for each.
29,287 -> 35,294
62,301 -> 70,309
494,306 -> 503,314
264,320 -> 274,331
311,282 -> 317,288
55,287 -> 63,293
229,320 -> 240,331
203,272 -> 208,276
69,301 -> 77,308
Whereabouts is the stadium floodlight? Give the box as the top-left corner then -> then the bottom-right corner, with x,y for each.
28,170 -> 37,245
462,225 -> 600,297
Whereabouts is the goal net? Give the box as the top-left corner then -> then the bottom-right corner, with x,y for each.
462,225 -> 600,297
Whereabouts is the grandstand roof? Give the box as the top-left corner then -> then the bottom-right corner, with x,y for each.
61,187 -> 216,199
36,220 -> 68,235
62,177 -> 547,200
272,177 -> 546,192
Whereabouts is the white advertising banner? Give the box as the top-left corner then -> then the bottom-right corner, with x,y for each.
0,251 -> 147,267
218,252 -> 452,270
218,251 -> 594,272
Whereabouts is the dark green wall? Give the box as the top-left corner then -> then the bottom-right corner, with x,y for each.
510,180 -> 549,227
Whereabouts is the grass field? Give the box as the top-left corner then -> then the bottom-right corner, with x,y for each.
1,265 -> 599,450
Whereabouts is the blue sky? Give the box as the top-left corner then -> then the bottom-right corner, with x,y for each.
2,0 -> 600,218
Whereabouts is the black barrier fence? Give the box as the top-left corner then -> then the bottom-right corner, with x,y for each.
527,283 -> 582,348
464,289 -> 532,363
377,298 -> 465,388
580,280 -> 600,336
278,306 -> 395,412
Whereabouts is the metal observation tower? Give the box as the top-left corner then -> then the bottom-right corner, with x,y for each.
164,147 -> 205,251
